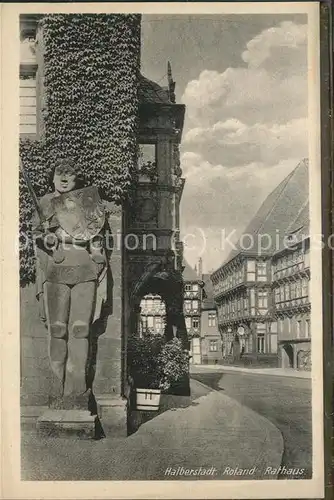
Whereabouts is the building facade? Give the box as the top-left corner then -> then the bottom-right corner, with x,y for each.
200,273 -> 221,365
182,260 -> 203,364
211,159 -> 311,370
19,14 -> 189,426
182,259 -> 221,364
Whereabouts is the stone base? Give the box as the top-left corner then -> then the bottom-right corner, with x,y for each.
36,410 -> 97,439
48,389 -> 93,411
95,396 -> 127,437
21,405 -> 49,430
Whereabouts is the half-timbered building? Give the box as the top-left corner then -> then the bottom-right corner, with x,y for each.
211,159 -> 310,370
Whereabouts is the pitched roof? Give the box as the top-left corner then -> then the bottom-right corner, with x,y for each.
218,158 -> 309,269
182,260 -> 200,281
139,74 -> 170,104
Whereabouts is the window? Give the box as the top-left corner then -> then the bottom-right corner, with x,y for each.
209,340 -> 218,352
284,283 -> 290,301
138,143 -> 157,170
141,316 -> 148,331
290,282 -> 296,300
250,289 -> 255,307
20,77 -> 37,136
247,260 -> 256,281
185,284 -> 192,292
279,318 -> 284,333
245,336 -> 252,353
146,298 -> 153,311
302,278 -> 309,297
192,284 -> 199,292
258,290 -> 268,308
153,296 -> 165,313
184,300 -> 191,312
275,288 -> 280,304
192,318 -> 199,329
192,300 -> 199,312
155,316 -> 163,333
257,262 -> 267,281
257,334 -> 265,354
147,316 -> 154,329
287,317 -> 291,334
185,317 -> 191,330
247,260 -> 256,272
208,312 -> 216,327
305,319 -> 310,338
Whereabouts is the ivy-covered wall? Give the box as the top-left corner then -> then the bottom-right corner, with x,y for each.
20,14 -> 141,286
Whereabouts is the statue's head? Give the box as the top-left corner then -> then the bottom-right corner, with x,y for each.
52,158 -> 83,194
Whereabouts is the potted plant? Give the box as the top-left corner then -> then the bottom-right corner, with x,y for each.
127,332 -> 189,411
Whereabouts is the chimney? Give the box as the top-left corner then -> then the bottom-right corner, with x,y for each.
197,257 -> 203,278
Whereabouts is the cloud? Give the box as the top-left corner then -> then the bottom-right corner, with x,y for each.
180,20 -> 308,271
181,21 -> 308,126
183,117 -> 308,167
241,20 -> 307,69
180,153 -> 298,270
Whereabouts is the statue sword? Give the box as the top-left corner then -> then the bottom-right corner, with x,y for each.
20,159 -> 64,262
19,158 -> 47,226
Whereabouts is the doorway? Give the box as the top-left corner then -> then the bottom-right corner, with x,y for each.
281,343 -> 294,368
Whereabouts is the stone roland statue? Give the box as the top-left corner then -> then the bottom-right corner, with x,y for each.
32,158 -> 108,409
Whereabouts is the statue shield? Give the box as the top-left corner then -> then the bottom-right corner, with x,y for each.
52,186 -> 105,240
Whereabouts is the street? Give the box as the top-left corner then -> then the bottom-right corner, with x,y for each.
190,370 -> 312,479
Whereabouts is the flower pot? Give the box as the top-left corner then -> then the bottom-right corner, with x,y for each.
135,388 -> 161,411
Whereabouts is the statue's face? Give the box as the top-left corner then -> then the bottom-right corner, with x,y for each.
53,165 -> 77,193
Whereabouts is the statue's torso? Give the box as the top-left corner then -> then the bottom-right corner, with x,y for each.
35,187 -> 105,286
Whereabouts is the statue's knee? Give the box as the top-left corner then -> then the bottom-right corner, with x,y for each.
71,321 -> 89,339
49,321 -> 67,339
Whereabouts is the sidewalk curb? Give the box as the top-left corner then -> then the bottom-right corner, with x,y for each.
190,365 -> 311,379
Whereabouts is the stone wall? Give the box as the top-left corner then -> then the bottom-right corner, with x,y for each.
20,284 -> 53,406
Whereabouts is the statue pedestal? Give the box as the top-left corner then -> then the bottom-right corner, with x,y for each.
95,396 -> 127,437
36,410 -> 97,439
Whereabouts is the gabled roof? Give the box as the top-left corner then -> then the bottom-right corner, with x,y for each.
139,74 -> 170,104
182,260 -> 200,282
216,159 -> 309,271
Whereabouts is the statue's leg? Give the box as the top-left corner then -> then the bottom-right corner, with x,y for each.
44,282 -> 71,392
64,281 -> 97,397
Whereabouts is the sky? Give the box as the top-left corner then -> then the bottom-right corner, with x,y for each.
141,14 -> 308,273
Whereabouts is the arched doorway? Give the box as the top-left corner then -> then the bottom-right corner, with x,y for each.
128,262 -> 190,396
130,265 -> 188,348
282,343 -> 294,368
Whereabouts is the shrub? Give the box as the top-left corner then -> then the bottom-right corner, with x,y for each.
158,337 -> 189,391
128,332 -> 189,391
